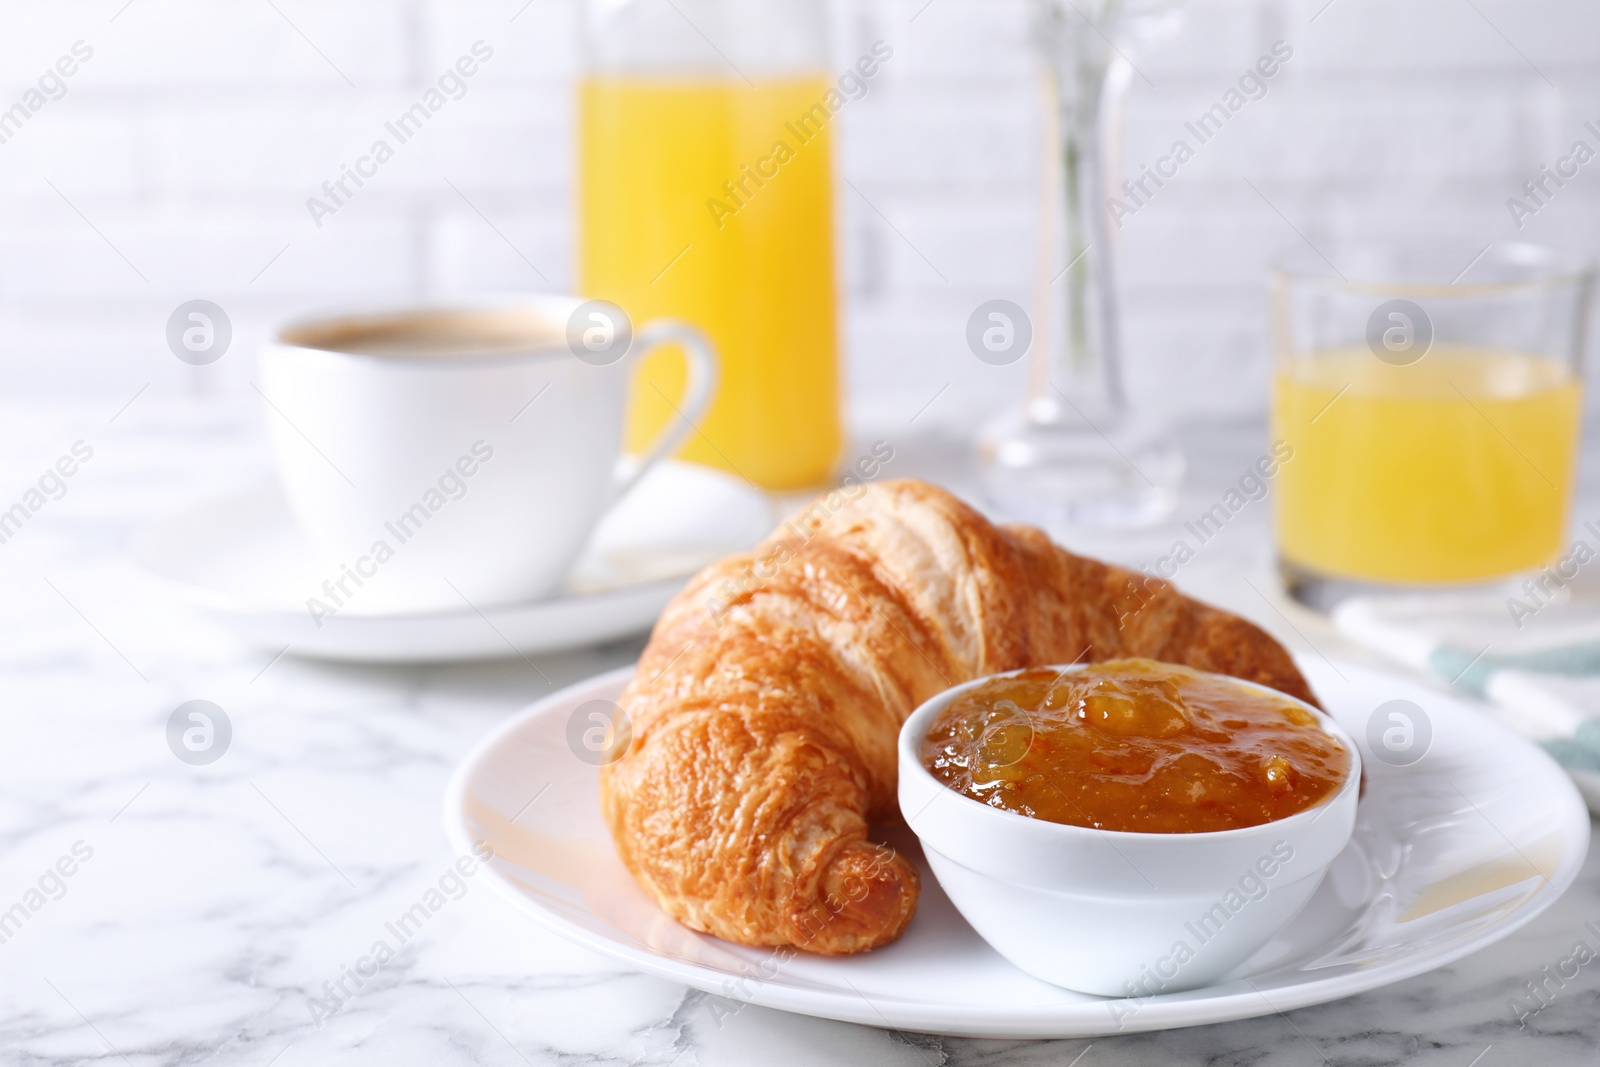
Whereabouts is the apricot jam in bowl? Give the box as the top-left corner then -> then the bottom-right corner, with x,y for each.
897,658 -> 1359,997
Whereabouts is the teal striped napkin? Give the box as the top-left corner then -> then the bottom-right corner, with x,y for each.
1333,594 -> 1600,811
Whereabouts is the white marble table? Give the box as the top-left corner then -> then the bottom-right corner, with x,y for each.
3,397 -> 1597,1066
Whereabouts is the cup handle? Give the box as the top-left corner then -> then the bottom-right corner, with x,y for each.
607,319 -> 720,504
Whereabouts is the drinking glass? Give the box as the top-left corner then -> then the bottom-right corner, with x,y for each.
1270,243 -> 1594,610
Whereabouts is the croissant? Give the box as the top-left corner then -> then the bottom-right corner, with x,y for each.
599,478 -> 1318,955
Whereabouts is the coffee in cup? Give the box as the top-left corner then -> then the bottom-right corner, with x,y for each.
257,296 -> 717,615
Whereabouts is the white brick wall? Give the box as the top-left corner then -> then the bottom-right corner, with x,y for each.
0,0 -> 1594,436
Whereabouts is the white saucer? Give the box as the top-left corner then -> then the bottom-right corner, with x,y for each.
136,461 -> 774,663
443,658 -> 1590,1039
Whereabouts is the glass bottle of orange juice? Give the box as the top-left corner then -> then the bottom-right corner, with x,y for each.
578,0 -> 841,491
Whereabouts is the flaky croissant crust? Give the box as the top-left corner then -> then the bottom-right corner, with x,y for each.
599,479 -> 1318,955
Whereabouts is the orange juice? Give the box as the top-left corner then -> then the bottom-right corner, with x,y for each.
578,76 -> 841,490
1272,346 -> 1582,584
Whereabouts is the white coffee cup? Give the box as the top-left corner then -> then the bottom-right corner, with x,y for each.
257,295 -> 717,615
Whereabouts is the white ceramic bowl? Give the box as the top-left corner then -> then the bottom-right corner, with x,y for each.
898,664 -> 1361,997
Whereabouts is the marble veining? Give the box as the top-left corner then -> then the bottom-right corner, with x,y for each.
0,398 -> 1596,1066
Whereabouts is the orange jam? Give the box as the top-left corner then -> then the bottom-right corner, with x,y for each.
920,658 -> 1349,833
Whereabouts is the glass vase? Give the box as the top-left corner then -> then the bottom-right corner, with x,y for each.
977,0 -> 1184,530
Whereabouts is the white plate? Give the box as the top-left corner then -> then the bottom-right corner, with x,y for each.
443,658 -> 1591,1039
136,461 -> 773,663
